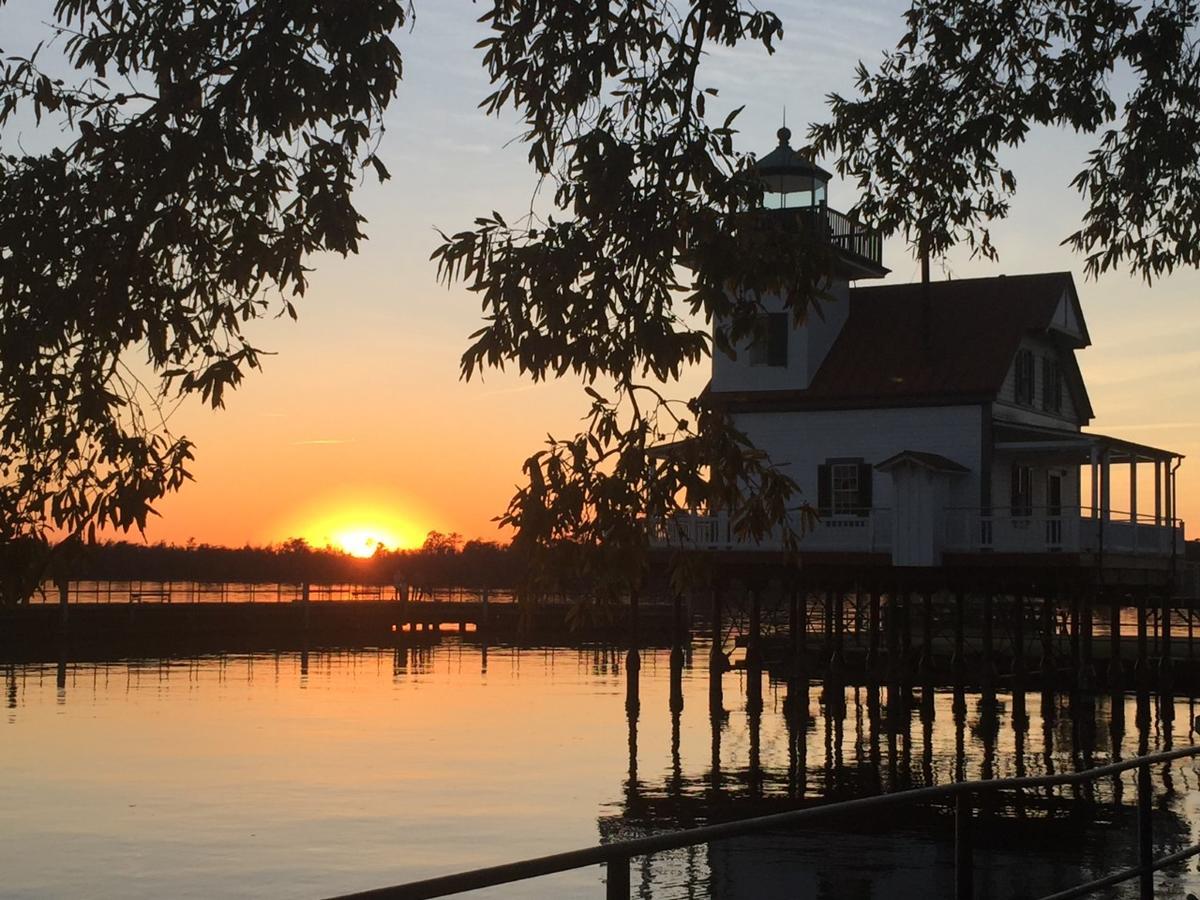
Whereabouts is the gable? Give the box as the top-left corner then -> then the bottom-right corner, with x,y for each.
1047,284 -> 1091,347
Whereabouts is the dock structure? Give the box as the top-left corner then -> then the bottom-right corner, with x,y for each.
671,553 -> 1200,704
0,587 -> 679,661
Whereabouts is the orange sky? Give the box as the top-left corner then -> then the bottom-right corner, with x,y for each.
8,2 -> 1193,551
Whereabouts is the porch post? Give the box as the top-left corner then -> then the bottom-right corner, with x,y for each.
1100,450 -> 1111,521
1130,456 -> 1138,552
1090,445 -> 1100,516
1166,458 -> 1175,528
1154,460 -> 1163,527
1099,448 -> 1111,558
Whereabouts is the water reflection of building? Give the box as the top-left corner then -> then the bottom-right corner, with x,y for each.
599,672 -> 1197,898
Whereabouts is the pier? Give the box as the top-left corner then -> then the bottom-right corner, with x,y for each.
0,581 -> 679,661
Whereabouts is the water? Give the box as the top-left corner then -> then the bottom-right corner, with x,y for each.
4,642 -> 1200,899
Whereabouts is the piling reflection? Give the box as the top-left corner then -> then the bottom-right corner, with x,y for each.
600,645 -> 1200,899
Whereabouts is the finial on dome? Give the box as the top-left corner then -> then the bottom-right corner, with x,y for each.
777,126 -> 792,146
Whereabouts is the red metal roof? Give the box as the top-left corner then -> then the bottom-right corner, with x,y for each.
709,272 -> 1088,411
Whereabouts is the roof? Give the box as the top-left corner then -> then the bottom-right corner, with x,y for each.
708,272 -> 1094,414
875,450 -> 970,473
755,127 -> 833,190
993,421 -> 1183,463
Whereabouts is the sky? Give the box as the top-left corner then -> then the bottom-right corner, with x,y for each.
4,2 -> 1200,551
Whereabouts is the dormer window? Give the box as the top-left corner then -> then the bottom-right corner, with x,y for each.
1014,349 -> 1035,406
1042,357 -> 1063,413
748,313 -> 788,367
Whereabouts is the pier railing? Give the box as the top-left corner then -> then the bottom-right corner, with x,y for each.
30,581 -> 518,605
324,746 -> 1200,900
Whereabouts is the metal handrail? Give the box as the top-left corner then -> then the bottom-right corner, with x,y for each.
324,746 -> 1200,900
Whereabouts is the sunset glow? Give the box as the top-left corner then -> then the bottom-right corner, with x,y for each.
333,528 -> 404,557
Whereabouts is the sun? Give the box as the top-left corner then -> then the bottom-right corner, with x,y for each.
333,527 -> 403,557
277,493 -> 423,555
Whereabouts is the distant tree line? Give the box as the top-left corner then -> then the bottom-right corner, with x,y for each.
52,532 -> 518,591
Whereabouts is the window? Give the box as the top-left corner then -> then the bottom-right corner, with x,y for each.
1011,464 -> 1034,517
748,313 -> 788,367
1014,349 -> 1035,406
831,463 -> 860,515
818,460 -> 872,517
1041,356 -> 1063,413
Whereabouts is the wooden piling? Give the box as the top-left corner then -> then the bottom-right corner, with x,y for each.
747,585 -> 763,713
1108,594 -> 1123,690
866,588 -> 881,685
1135,599 -> 1150,690
1079,589 -> 1095,691
747,586 -> 762,671
823,589 -> 834,674
709,583 -> 724,713
1040,593 -> 1055,689
885,590 -> 901,687
626,591 -> 641,714
829,589 -> 845,684
952,591 -> 966,686
1012,594 -> 1025,684
1160,594 -> 1174,690
917,592 -> 933,686
981,592 -> 995,690
788,586 -> 803,678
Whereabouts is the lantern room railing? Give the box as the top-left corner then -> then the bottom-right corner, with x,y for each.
763,204 -> 883,268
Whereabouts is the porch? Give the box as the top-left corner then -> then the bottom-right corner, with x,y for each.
652,507 -> 1185,559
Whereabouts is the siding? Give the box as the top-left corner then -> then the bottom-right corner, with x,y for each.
992,454 -> 1081,514
711,280 -> 850,393
733,405 -> 984,512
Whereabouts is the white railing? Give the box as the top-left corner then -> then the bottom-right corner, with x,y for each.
944,506 -> 1185,556
657,506 -> 1185,560
651,508 -> 892,553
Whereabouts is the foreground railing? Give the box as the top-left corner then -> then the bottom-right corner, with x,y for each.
325,747 -> 1200,900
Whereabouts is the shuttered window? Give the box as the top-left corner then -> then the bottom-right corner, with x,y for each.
818,460 -> 873,517
748,313 -> 788,367
1042,357 -> 1063,413
1014,349 -> 1035,406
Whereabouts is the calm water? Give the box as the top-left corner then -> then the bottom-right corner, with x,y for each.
4,642 -> 1200,899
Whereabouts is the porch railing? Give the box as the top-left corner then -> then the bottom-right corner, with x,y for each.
655,507 -> 1183,558
944,506 -> 1184,556
324,746 -> 1200,900
652,508 -> 892,553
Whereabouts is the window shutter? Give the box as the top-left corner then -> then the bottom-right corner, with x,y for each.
857,463 -> 873,517
817,464 -> 831,515
768,313 -> 788,367
1041,357 -> 1053,410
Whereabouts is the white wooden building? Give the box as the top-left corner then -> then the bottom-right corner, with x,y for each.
662,129 -> 1185,574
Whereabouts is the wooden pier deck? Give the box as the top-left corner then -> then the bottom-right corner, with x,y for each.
0,596 -> 677,662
